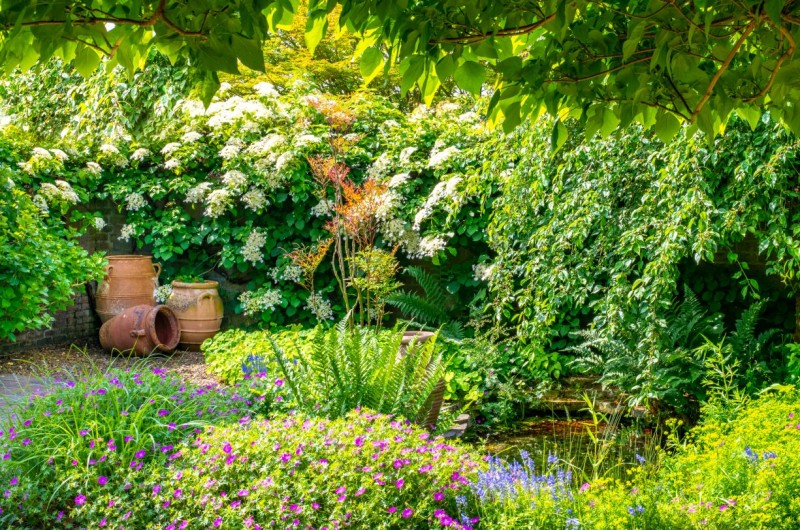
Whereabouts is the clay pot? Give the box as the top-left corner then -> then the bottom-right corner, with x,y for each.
99,305 -> 180,356
400,331 -> 445,431
95,255 -> 161,323
166,281 -> 224,351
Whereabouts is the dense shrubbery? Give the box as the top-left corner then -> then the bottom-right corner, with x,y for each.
0,173 -> 104,341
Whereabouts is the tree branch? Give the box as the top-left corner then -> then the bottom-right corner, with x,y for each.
431,13 -> 556,44
549,54 -> 653,84
745,23 -> 796,102
2,0 -> 208,39
690,19 -> 757,121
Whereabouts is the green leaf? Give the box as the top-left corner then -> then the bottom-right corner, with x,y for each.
551,120 -> 568,152
199,70 -> 220,108
399,55 -> 424,95
453,61 -> 486,95
233,35 -> 265,72
764,0 -> 784,26
359,47 -> 383,84
655,112 -> 681,143
305,11 -> 329,55
435,55 -> 456,80
73,46 -> 101,78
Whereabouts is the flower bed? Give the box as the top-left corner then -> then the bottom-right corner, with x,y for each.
0,368 -> 481,529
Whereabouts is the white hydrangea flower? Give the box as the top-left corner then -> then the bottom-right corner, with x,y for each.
100,143 -> 120,156
310,198 -> 334,217
50,149 -> 69,162
221,170 -> 248,193
413,177 -> 462,230
305,292 -> 334,321
458,111 -> 479,123
182,131 -> 203,143
374,191 -> 397,221
398,147 -> 417,165
164,158 -> 181,170
161,142 -> 181,156
388,172 -> 411,188
242,230 -> 266,264
185,182 -> 212,204
204,189 -> 232,218
32,194 -> 48,213
126,192 -> 146,211
32,147 -> 52,159
428,146 -> 460,169
281,264 -> 304,283
119,224 -> 135,242
437,102 -> 460,115
219,144 -> 242,160
85,161 -> 102,175
473,263 -> 496,282
382,119 -> 400,129
242,188 -> 267,211
368,152 -> 392,179
246,134 -> 286,156
239,288 -> 282,316
274,151 -> 293,173
154,284 -> 173,304
415,235 -> 448,258
219,82 -> 232,93
93,217 -> 107,231
294,134 -> 322,148
130,148 -> 150,162
253,82 -> 280,98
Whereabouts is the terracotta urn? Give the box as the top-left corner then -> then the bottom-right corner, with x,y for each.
95,255 -> 161,323
99,304 -> 180,356
166,281 -> 224,351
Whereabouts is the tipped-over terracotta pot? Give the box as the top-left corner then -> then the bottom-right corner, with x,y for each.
99,305 -> 180,357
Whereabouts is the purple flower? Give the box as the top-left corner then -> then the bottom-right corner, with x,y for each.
174,489 -> 182,498
223,442 -> 232,454
402,508 -> 414,518
75,495 -> 86,506
214,518 -> 223,527
158,409 -> 170,417
419,464 -> 432,473
354,436 -> 364,447
395,479 -> 404,489
387,507 -> 397,514
135,450 -> 147,459
98,476 -> 108,485
153,485 -> 162,496
433,491 -> 444,501
21,438 -> 31,446
9,477 -> 18,487
275,379 -> 284,387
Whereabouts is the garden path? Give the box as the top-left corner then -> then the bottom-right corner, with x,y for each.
0,374 -> 48,407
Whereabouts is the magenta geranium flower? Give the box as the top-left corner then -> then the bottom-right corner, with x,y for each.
98,476 -> 108,485
75,494 -> 86,505
275,379 -> 284,387
387,507 -> 397,513
9,477 -> 18,486
402,508 -> 414,518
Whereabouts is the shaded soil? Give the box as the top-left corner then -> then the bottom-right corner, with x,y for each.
0,338 -> 217,387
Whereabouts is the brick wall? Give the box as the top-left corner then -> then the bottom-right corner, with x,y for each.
0,286 -> 101,352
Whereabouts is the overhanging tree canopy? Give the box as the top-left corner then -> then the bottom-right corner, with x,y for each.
1,1 -> 799,139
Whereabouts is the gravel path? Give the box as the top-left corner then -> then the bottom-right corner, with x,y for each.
0,339 -> 218,389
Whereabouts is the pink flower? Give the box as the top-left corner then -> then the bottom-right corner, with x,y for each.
75,495 -> 86,505
433,491 -> 444,501
98,476 -> 108,485
402,508 -> 414,518
275,379 -> 284,387
395,479 -> 404,489
387,507 -> 397,513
